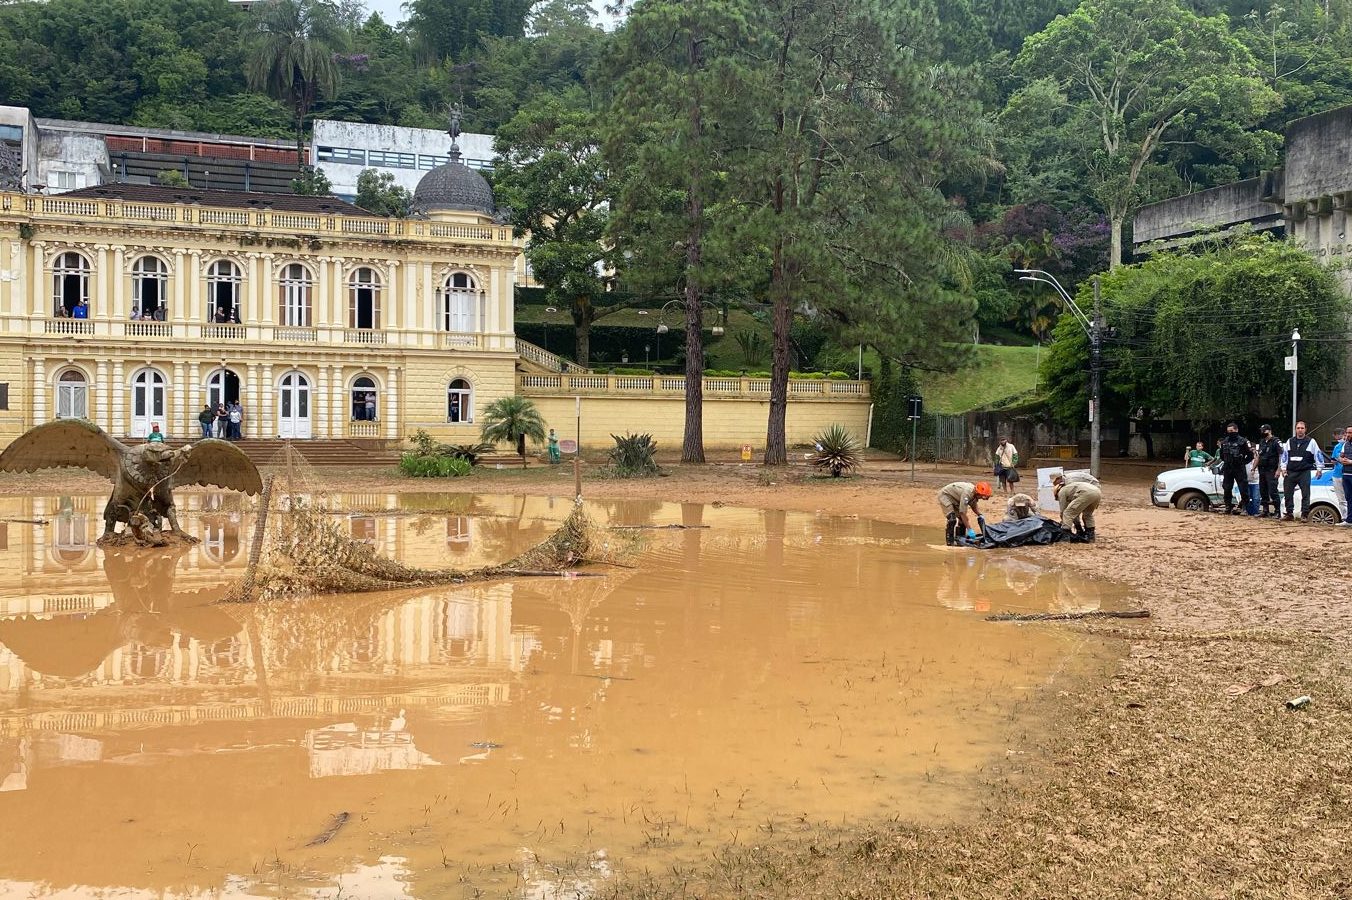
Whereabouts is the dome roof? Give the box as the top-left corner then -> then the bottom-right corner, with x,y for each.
411,158 -> 496,217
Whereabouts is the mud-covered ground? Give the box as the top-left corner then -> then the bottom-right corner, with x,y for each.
7,457 -> 1351,897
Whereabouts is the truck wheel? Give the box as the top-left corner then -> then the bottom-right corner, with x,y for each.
1174,490 -> 1208,511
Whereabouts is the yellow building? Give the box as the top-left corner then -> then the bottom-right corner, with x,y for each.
0,139 -> 521,447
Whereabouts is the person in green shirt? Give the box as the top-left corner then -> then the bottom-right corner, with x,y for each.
1184,440 -> 1212,468
147,423 -> 165,443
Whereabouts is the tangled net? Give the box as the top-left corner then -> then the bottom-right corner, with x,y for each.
224,445 -> 603,603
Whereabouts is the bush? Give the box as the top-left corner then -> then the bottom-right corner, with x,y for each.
609,432 -> 660,477
826,371 -> 851,380
398,454 -> 472,477
811,424 -> 863,477
444,442 -> 495,465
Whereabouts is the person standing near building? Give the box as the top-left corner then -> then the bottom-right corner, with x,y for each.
1185,441 -> 1213,468
937,481 -> 992,546
197,403 -> 214,439
1280,420 -> 1326,521
365,391 -> 377,422
547,428 -> 561,464
1245,443 -> 1261,516
1052,472 -> 1102,542
994,438 -> 1019,494
1217,422 -> 1253,515
214,403 -> 228,439
1333,426 -> 1352,525
228,401 -> 243,440
1256,425 -> 1283,517
147,423 -> 165,443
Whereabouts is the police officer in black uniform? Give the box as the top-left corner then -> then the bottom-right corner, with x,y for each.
1217,421 -> 1253,515
1255,424 -> 1283,517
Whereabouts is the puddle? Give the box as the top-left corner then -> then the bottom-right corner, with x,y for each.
0,494 -> 1124,898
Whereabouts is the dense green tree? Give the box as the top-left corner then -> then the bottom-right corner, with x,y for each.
606,0 -> 754,464
353,169 -> 411,217
406,0 -> 534,63
723,0 -> 987,464
493,97 -> 617,366
1041,234 -> 1349,428
1016,0 -> 1280,269
245,0 -> 343,175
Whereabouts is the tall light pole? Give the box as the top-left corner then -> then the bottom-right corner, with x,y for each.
1016,269 -> 1105,478
1289,328 -> 1301,434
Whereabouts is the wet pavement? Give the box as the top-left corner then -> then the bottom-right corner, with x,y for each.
0,494 -> 1124,898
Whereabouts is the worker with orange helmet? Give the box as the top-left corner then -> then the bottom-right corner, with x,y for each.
937,480 -> 992,546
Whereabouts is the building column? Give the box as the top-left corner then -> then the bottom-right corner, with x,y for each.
317,365 -> 330,438
385,367 -> 399,440
96,360 -> 110,431
245,254 -> 260,325
31,356 -> 45,424
386,261 -> 399,331
260,255 -> 274,325
30,241 -> 44,317
111,248 -> 125,319
188,361 -> 201,408
260,364 -> 274,438
111,361 -> 124,436
315,256 -> 329,329
95,246 -> 109,321
329,364 -> 343,437
172,361 -> 186,437
245,363 -> 259,438
172,250 -> 186,324
185,251 -> 200,324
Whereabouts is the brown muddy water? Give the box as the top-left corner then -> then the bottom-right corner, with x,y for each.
0,493 -> 1125,898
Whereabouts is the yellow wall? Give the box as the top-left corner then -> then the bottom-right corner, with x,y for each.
525,395 -> 871,451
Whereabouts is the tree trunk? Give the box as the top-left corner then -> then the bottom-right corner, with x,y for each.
1109,213 -> 1124,270
765,231 -> 791,466
681,28 -> 706,465
574,309 -> 592,366
517,433 -> 526,467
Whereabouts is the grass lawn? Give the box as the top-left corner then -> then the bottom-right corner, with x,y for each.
918,344 -> 1043,414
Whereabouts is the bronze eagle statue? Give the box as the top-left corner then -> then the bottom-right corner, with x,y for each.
0,420 -> 262,543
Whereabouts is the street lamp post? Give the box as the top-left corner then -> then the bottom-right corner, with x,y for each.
1290,328 -> 1301,434
1016,269 -> 1106,478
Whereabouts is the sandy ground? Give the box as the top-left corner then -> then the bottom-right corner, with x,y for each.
5,458 -> 1351,897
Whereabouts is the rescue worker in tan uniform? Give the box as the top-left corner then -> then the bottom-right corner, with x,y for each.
1052,472 -> 1102,542
1004,492 -> 1038,521
937,480 -> 992,546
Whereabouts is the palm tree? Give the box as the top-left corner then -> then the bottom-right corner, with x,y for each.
480,396 -> 547,467
245,0 -> 342,179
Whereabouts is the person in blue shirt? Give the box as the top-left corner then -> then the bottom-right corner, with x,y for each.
1335,426 -> 1352,525
72,301 -> 88,319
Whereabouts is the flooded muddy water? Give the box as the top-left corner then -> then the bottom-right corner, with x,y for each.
0,493 -> 1124,898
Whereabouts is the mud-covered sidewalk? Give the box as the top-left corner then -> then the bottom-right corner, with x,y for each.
5,458 -> 1350,897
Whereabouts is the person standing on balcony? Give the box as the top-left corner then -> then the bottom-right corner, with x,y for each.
364,392 -> 377,422
197,404 -> 214,439
214,404 -> 228,439
72,301 -> 88,319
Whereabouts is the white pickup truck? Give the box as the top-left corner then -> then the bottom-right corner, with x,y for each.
1151,460 -> 1344,524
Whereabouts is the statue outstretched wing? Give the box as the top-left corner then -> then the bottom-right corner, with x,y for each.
172,439 -> 263,495
0,419 -> 126,481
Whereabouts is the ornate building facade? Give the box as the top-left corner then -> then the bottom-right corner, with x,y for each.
0,143 -> 521,446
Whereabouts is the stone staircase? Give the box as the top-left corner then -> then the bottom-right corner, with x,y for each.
515,337 -> 589,375
132,437 -> 402,468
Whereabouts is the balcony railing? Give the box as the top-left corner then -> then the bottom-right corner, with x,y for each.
3,192 -> 521,249
346,420 -> 382,438
518,373 -> 871,400
515,337 -> 589,373
344,329 -> 387,345
275,326 -> 318,342
441,332 -> 485,350
44,319 -> 93,335
201,323 -> 247,340
124,321 -> 172,338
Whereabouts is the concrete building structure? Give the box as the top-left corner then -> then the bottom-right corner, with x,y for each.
311,119 -> 494,202
1134,104 -> 1352,428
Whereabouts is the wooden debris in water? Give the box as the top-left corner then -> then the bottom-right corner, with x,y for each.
986,609 -> 1151,622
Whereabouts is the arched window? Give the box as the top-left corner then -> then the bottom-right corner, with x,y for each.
55,369 -> 88,419
349,267 -> 381,329
439,272 -> 479,333
351,375 -> 378,421
207,259 -> 243,323
131,256 -> 168,320
278,263 -> 312,327
52,251 -> 90,317
447,378 -> 473,424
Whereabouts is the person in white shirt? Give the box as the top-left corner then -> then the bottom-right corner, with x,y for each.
1279,420 -> 1326,521
994,438 -> 1020,494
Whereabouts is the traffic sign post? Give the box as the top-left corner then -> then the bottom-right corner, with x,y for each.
907,395 -> 923,483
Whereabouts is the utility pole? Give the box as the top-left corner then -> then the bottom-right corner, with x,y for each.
1090,276 -> 1103,478
1290,329 -> 1301,434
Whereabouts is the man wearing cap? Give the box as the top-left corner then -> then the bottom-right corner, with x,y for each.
1217,421 -> 1253,515
1052,472 -> 1101,542
1280,420 -> 1326,521
1256,424 -> 1283,517
937,480 -> 992,546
